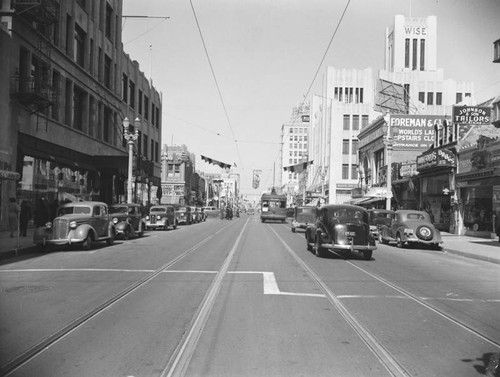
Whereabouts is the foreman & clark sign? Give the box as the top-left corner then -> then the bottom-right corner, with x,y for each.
388,115 -> 451,149
416,149 -> 456,171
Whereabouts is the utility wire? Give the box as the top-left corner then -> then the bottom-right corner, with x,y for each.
189,0 -> 243,167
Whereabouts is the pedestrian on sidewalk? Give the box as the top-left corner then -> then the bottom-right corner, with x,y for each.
19,200 -> 32,237
34,198 -> 49,227
8,197 -> 20,238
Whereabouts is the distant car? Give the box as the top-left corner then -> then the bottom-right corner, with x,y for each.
33,201 -> 116,251
176,206 -> 193,225
247,208 -> 255,215
305,204 -> 376,260
367,209 -> 394,238
197,207 -> 207,221
145,205 -> 177,230
110,203 -> 146,239
378,210 -> 443,250
203,206 -> 219,219
189,206 -> 202,223
291,206 -> 317,233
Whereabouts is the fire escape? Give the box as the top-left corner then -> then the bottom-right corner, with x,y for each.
10,0 -> 59,131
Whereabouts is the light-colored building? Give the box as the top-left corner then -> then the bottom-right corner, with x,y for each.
280,102 -> 310,204
161,145 -> 194,205
307,67 -> 377,204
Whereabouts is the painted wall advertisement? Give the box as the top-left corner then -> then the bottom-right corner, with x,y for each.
388,114 -> 451,150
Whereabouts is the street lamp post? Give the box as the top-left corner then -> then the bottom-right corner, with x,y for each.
384,113 -> 393,211
123,117 -> 139,203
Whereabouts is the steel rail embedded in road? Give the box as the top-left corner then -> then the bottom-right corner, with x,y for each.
162,218 -> 250,377
0,221 -> 237,377
269,226 -> 412,377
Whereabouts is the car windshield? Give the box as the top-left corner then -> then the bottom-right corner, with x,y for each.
109,206 -> 128,214
150,207 -> 166,213
297,207 -> 315,215
57,206 -> 91,215
329,207 -> 368,223
407,213 -> 427,220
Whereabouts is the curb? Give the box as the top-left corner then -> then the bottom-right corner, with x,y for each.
443,247 -> 500,265
0,246 -> 40,262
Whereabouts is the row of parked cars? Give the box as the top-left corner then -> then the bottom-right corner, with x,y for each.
33,201 -> 210,251
291,204 -> 443,260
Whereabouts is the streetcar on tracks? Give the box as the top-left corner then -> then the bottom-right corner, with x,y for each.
260,192 -> 287,223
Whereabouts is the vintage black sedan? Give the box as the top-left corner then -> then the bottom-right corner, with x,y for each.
291,206 -> 317,233
33,201 -> 115,251
367,209 -> 394,238
110,203 -> 146,239
145,205 -> 177,230
305,204 -> 376,260
378,210 -> 443,249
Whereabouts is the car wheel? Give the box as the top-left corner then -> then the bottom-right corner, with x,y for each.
306,233 -> 313,252
416,225 -> 433,241
396,233 -> 405,248
315,234 -> 328,258
362,250 -> 373,260
137,223 -> 145,237
82,233 -> 94,250
173,220 -> 178,230
123,228 -> 130,240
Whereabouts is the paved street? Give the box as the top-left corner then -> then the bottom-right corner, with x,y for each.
0,216 -> 499,376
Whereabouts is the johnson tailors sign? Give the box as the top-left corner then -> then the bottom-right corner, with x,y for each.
388,115 -> 450,150
452,106 -> 490,125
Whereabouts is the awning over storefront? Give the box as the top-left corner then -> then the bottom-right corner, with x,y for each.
94,155 -> 128,175
456,176 -> 500,188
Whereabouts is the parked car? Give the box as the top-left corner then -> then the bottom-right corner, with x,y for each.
33,201 -> 116,251
291,206 -> 317,233
305,204 -> 376,260
197,207 -> 207,221
110,203 -> 146,239
176,206 -> 193,225
145,205 -> 177,230
378,210 -> 443,250
203,206 -> 220,219
189,206 -> 202,223
367,209 -> 394,238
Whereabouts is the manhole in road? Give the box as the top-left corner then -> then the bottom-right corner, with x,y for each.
2,285 -> 51,294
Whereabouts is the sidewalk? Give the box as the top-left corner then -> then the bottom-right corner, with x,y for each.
0,227 -> 499,264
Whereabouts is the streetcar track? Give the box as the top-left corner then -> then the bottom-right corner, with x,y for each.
269,226 -> 412,377
161,218 -> 250,377
0,221 -> 238,376
283,224 -> 500,349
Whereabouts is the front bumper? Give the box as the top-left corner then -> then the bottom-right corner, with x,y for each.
321,243 -> 377,251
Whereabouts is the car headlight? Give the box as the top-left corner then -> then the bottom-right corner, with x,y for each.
113,217 -> 118,224
157,215 -> 161,220
146,215 -> 150,220
69,221 -> 77,229
45,222 -> 52,229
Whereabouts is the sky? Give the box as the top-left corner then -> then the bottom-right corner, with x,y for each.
121,0 -> 500,199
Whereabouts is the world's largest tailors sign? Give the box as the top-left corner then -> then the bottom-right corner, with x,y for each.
388,115 -> 451,149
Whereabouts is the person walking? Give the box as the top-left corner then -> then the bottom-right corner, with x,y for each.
34,198 -> 49,227
8,197 -> 20,238
19,200 -> 32,237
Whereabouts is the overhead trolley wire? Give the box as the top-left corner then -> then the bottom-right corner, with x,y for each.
189,0 -> 243,167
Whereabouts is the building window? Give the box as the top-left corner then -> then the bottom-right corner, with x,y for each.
420,39 -> 425,71
103,106 -> 111,143
362,115 -> 369,128
122,74 -> 128,102
105,3 -> 113,40
151,139 -> 154,161
351,165 -> 358,180
155,141 -> 159,162
104,54 -> 111,89
343,114 -> 350,130
156,106 -> 160,128
342,164 -> 349,179
334,87 -> 339,101
436,92 -> 442,106
143,134 -> 148,157
138,90 -> 143,115
352,115 -> 359,130
144,95 -> 149,120
412,39 -> 418,70
405,38 -> 410,68
73,85 -> 86,131
427,92 -> 433,105
456,93 -> 463,104
418,92 -> 425,103
51,69 -> 60,121
352,140 -> 358,155
66,15 -> 72,56
74,24 -> 86,68
129,81 -> 135,108
342,139 -> 349,155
